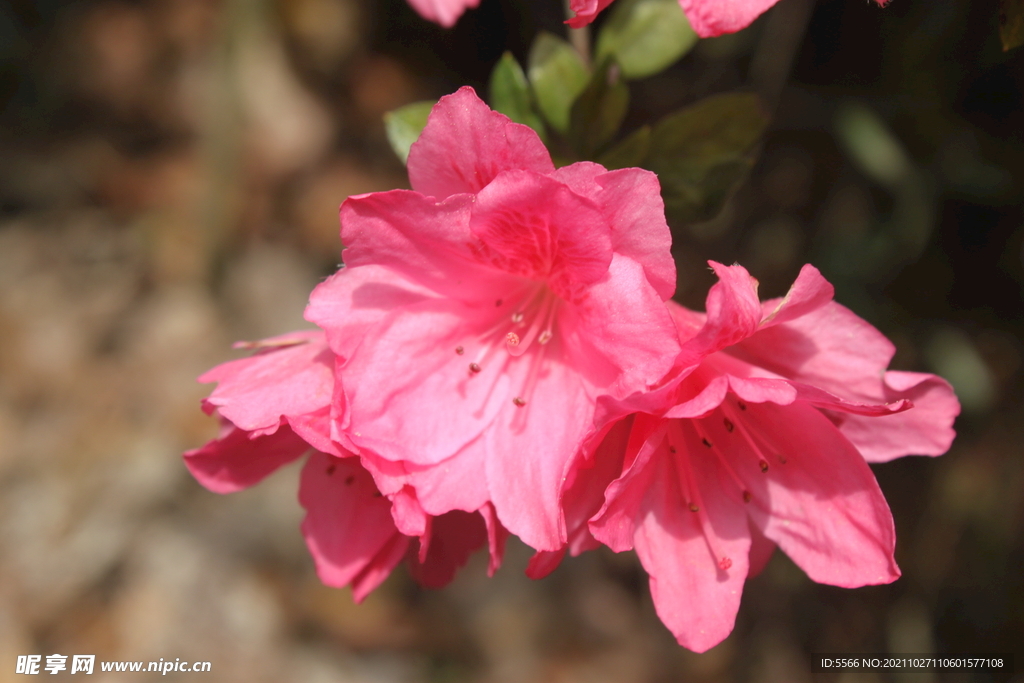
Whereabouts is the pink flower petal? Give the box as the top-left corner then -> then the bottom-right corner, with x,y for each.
299,452 -> 407,596
758,263 -> 834,328
407,510 -> 489,589
632,427 -> 751,653
679,0 -> 781,38
696,399 -> 900,588
408,87 -> 554,199
673,262 -> 762,369
200,331 -> 333,434
828,371 -> 960,462
405,0 -> 479,27
184,424 -> 309,494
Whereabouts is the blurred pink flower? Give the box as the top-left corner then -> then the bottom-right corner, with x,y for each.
532,263 -> 959,652
406,0 -> 479,28
185,331 -> 506,600
305,86 -> 681,553
568,0 -> 886,38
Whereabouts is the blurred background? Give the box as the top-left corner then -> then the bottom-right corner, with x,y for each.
0,0 -> 1021,680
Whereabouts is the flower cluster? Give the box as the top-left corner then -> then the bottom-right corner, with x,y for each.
186,88 -> 958,651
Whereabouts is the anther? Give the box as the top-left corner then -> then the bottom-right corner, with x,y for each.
345,475 -> 355,485
689,503 -> 699,512
702,438 -> 713,448
495,299 -> 503,307
742,490 -> 752,503
326,464 -> 336,476
512,396 -> 526,407
718,557 -> 733,571
778,455 -> 788,464
669,445 -> 677,454
758,459 -> 769,473
538,329 -> 552,345
511,312 -> 524,324
505,332 -> 520,347
469,362 -> 482,373
737,400 -> 747,411
455,346 -> 464,355
723,418 -> 734,432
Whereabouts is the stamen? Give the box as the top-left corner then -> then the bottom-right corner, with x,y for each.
495,299 -> 503,307
669,445 -> 677,454
758,459 -> 769,473
511,312 -> 524,324
512,397 -> 526,407
694,421 -> 748,498
505,332 -> 520,347
718,557 -> 733,570
538,329 -> 552,345
689,503 -> 699,512
455,346 -> 464,355
723,418 -> 734,432
742,490 -> 752,503
702,438 -> 713,448
778,455 -> 788,465
737,400 -> 747,411
469,362 -> 482,373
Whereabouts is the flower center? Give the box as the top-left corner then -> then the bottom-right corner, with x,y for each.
455,284 -> 560,410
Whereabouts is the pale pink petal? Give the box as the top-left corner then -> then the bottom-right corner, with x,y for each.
829,371 -> 960,462
679,0 -> 780,38
632,429 -> 751,653
758,263 -> 834,328
391,485 -> 430,538
288,406 -> 344,457
299,452 -> 407,593
696,400 -> 900,587
525,547 -> 566,580
200,332 -> 333,434
408,87 -> 554,198
407,510 -> 489,588
184,424 -> 309,494
405,0 -> 479,27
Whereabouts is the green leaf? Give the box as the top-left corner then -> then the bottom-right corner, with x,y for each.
1000,0 -> 1024,51
383,101 -> 435,164
595,0 -> 699,80
489,52 -> 547,140
527,32 -> 590,134
568,60 -> 630,159
598,125 -> 651,169
645,92 -> 768,222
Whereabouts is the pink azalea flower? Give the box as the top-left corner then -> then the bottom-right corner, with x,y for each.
567,0 -> 886,38
405,0 -> 480,28
533,262 -> 959,652
305,86 -> 681,553
185,331 -> 506,600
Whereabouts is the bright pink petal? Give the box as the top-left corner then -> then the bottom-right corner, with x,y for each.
407,510 -> 488,588
632,427 -> 751,653
563,254 -> 681,397
483,349 -> 596,551
469,170 -> 613,300
408,87 -> 554,198
728,300 -> 898,402
184,424 -> 309,494
405,0 -> 479,27
829,371 -> 960,462
679,0 -> 780,38
338,191 -> 508,303
351,532 -> 411,603
339,298 -> 509,467
360,446 -> 491,518
199,332 -> 333,434
566,0 -> 616,27
299,452 -> 407,595
480,501 -> 509,576
287,406 -> 344,457
695,399 -> 900,587
758,263 -> 834,328
673,262 -> 762,369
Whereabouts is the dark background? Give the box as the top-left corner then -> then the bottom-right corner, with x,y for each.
0,0 -> 1021,680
